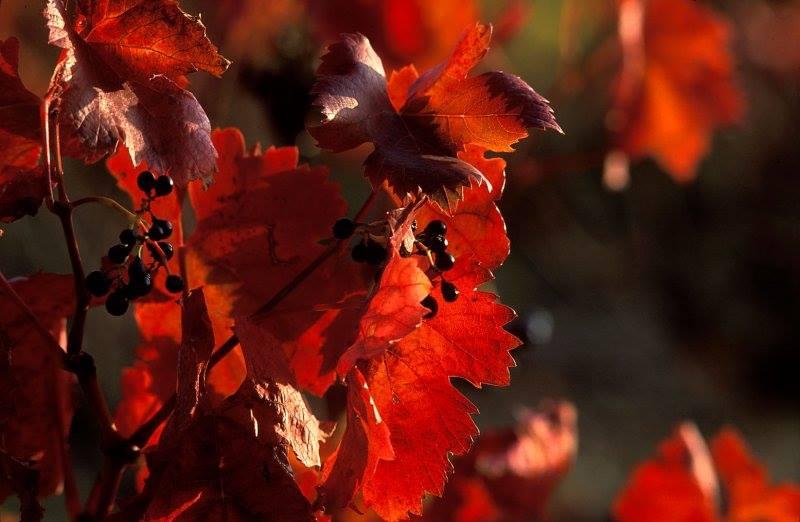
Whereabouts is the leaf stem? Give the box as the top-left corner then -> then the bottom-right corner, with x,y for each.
41,96 -> 55,208
84,460 -> 125,520
70,196 -> 138,222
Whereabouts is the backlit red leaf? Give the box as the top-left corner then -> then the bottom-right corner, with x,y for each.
614,423 -> 800,522
309,24 -> 559,211
319,367 -> 394,511
307,0 -> 478,70
0,274 -> 74,501
610,0 -> 743,181
189,128 -> 368,396
120,290 -> 317,521
356,259 -> 520,519
0,38 -> 45,223
336,250 -> 431,375
711,429 -> 800,522
45,0 -> 229,186
426,400 -> 578,521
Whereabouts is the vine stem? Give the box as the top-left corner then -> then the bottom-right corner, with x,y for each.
71,196 -> 139,222
39,104 -> 123,519
127,187 -> 381,446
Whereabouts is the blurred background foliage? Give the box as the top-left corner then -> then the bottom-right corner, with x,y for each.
1,0 -> 799,519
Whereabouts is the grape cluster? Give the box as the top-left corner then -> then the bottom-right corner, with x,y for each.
85,171 -> 184,316
414,220 -> 459,318
333,217 -> 388,266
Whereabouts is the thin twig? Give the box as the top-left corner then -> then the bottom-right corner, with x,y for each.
71,196 -> 138,221
40,97 -> 54,208
84,460 -> 125,520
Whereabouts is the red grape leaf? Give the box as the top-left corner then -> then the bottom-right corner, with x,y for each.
711,429 -> 800,521
309,24 -> 560,211
188,128 -> 345,319
44,0 -> 229,186
350,258 -> 519,519
614,423 -> 721,522
611,0 -> 743,181
426,400 -> 577,521
119,290 -> 316,521
307,0 -> 478,70
235,319 -> 324,469
615,423 -> 800,521
319,367 -> 394,511
188,128 -> 369,396
336,250 -> 431,375
0,38 -> 46,223
0,274 -> 74,501
415,149 -> 509,271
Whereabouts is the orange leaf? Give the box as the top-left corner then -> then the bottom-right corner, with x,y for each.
319,368 -> 394,511
614,423 -> 718,522
611,0 -> 743,181
356,259 -> 519,520
306,0 -> 479,69
189,128 -> 366,396
336,250 -> 431,375
711,429 -> 800,522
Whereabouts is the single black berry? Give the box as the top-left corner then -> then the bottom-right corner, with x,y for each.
364,239 -> 387,265
119,228 -> 137,246
332,218 -> 356,239
137,171 -> 156,193
351,242 -> 369,263
435,252 -> 456,271
148,219 -> 172,240
85,270 -> 111,297
108,244 -> 131,264
424,220 -> 447,237
421,295 -> 438,319
154,175 -> 174,197
128,256 -> 147,280
165,274 -> 185,294
126,272 -> 153,299
147,241 -> 174,261
441,281 -> 459,302
427,235 -> 448,253
105,291 -> 129,316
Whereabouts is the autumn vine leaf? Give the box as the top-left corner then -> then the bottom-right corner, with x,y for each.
44,0 -> 230,186
0,274 -> 74,503
188,128 -> 370,395
336,249 -> 431,375
116,290 -> 318,521
355,258 -> 520,520
614,423 -> 800,522
309,23 -> 561,211
610,0 -> 743,182
0,38 -> 45,223
306,0 -> 479,69
425,400 -> 577,521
